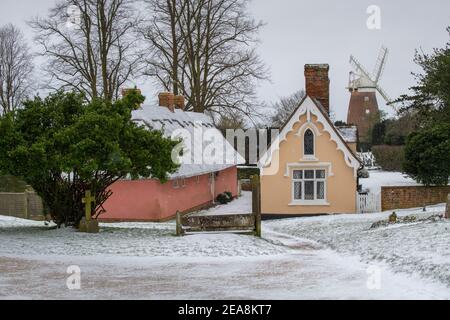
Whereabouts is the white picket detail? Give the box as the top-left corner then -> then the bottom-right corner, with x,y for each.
357,192 -> 381,213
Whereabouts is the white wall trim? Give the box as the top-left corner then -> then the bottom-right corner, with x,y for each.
284,162 -> 334,177
295,121 -> 322,137
288,201 -> 330,206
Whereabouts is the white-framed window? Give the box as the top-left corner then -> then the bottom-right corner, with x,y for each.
292,169 -> 326,203
303,128 -> 316,160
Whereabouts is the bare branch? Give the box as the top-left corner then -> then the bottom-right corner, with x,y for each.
0,24 -> 34,115
29,0 -> 144,101
142,0 -> 269,122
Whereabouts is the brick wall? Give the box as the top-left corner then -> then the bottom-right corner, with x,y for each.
381,186 -> 450,211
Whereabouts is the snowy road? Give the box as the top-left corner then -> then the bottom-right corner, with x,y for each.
1,243 -> 448,299
0,191 -> 449,299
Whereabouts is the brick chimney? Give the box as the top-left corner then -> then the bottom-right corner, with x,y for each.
304,64 -> 330,114
174,95 -> 185,110
121,87 -> 141,97
158,92 -> 175,112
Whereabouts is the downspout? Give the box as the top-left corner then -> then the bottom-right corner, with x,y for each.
211,172 -> 215,204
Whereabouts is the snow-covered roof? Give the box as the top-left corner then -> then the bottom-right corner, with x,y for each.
337,126 -> 358,143
132,105 -> 244,179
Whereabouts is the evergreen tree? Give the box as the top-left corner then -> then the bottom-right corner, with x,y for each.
398,26 -> 450,184
0,91 -> 179,226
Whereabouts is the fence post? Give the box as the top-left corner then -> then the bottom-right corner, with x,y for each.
176,211 -> 183,236
445,194 -> 450,219
238,179 -> 242,197
24,192 -> 29,219
251,175 -> 261,237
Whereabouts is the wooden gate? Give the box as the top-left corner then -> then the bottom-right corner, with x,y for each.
357,192 -> 381,213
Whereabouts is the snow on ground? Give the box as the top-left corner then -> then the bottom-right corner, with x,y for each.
360,170 -> 420,193
1,247 -> 449,300
0,214 -> 284,258
1,190 -> 450,299
265,204 -> 450,288
191,191 -> 252,216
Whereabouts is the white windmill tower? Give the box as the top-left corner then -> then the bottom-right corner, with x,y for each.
346,47 -> 393,143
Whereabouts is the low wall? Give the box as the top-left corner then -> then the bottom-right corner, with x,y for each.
0,191 -> 44,220
381,186 -> 450,211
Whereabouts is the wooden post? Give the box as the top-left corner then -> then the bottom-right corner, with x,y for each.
238,179 -> 242,197
24,192 -> 29,220
251,175 -> 261,237
176,211 -> 183,236
445,194 -> 450,219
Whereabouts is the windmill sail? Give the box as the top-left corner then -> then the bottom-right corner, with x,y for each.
347,46 -> 393,143
349,55 -> 373,83
373,47 -> 389,83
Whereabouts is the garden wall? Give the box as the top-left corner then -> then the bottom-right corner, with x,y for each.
0,191 -> 44,220
381,186 -> 450,211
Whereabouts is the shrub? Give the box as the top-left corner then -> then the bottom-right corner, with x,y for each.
358,168 -> 370,179
372,145 -> 405,171
216,192 -> 233,204
0,175 -> 28,192
403,123 -> 450,186
237,167 -> 259,180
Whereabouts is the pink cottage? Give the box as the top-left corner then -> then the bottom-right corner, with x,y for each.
100,93 -> 244,222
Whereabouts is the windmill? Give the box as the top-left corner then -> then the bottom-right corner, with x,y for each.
346,47 -> 393,143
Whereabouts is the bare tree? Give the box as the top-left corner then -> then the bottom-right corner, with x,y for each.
30,0 -> 144,101
0,24 -> 34,115
143,0 -> 185,95
270,90 -> 305,127
216,112 -> 247,130
142,0 -> 268,120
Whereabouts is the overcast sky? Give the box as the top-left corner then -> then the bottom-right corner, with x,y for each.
1,0 -> 449,121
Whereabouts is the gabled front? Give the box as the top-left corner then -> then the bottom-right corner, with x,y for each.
260,96 -> 361,216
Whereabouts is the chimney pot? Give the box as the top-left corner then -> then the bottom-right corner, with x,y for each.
158,92 -> 175,112
304,64 -> 330,114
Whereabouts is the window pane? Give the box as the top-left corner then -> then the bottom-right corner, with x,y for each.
316,170 -> 325,179
294,182 -> 302,200
304,181 -> 314,200
293,170 -> 303,179
304,129 -> 314,155
304,170 -> 314,179
317,181 -> 325,199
